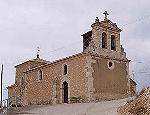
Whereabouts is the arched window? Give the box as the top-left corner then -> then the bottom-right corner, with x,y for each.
38,70 -> 43,80
64,64 -> 67,75
102,32 -> 107,48
111,35 -> 116,50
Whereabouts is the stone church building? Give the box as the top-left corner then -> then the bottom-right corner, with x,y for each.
7,12 -> 136,106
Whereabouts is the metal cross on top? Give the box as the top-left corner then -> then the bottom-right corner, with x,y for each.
103,11 -> 109,20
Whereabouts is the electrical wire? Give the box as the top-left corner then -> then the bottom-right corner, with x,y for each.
47,14 -> 150,55
48,40 -> 81,53
122,14 -> 150,27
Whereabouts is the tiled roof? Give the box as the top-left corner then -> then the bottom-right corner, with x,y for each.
15,58 -> 51,68
130,78 -> 137,85
24,52 -> 87,73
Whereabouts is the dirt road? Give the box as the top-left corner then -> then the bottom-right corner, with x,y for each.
6,98 -> 128,115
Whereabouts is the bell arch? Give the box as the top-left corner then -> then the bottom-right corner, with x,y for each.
111,35 -> 116,50
102,32 -> 107,49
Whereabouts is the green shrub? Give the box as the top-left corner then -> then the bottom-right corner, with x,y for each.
70,96 -> 82,103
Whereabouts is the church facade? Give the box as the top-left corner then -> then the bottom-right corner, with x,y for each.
7,12 -> 136,106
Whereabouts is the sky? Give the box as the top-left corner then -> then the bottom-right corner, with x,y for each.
0,0 -> 150,99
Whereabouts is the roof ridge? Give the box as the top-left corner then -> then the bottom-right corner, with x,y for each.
24,52 -> 87,73
15,58 -> 50,67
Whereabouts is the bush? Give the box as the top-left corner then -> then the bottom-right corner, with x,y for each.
70,96 -> 82,103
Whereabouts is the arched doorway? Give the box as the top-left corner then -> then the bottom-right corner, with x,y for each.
63,81 -> 68,103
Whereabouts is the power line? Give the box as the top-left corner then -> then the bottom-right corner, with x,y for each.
47,14 -> 150,55
48,40 -> 81,54
122,14 -> 150,27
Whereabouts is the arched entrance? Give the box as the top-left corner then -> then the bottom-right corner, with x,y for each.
63,81 -> 68,103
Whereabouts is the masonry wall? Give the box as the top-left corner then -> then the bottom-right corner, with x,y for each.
15,63 -> 30,84
92,57 -> 129,101
23,54 -> 87,105
8,59 -> 49,105
15,60 -> 47,84
8,63 -> 31,100
8,86 -> 16,98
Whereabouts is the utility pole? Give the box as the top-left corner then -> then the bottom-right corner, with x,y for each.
1,64 -> 3,108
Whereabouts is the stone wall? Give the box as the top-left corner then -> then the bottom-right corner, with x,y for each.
92,57 -> 129,101
22,53 -> 88,105
7,85 -> 16,98
7,58 -> 50,105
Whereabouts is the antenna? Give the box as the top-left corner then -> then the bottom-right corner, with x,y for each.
37,46 -> 40,59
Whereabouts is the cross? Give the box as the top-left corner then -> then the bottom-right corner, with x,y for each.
103,11 -> 109,20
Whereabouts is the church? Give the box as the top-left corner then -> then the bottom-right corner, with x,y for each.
7,12 -> 136,106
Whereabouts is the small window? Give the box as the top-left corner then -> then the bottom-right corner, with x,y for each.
64,64 -> 67,75
107,61 -> 115,70
111,35 -> 116,50
38,70 -> 43,80
109,62 -> 113,67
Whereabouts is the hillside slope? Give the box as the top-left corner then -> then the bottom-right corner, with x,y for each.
118,87 -> 150,115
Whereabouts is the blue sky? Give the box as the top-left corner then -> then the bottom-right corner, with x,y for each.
0,0 -> 150,99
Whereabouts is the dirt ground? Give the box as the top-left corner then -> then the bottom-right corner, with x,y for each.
5,98 -> 128,115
